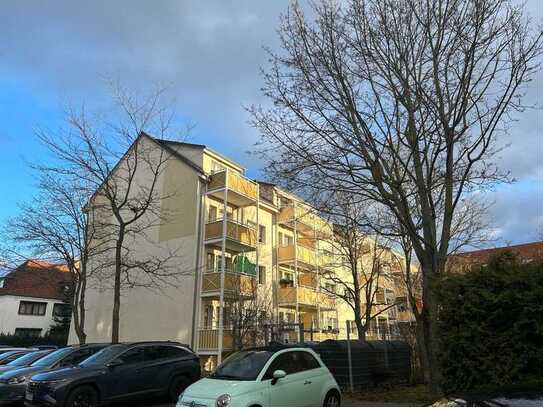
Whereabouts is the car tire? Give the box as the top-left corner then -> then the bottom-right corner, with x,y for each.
65,385 -> 98,407
323,390 -> 341,407
168,375 -> 190,402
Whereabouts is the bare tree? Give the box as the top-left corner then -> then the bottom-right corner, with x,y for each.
226,282 -> 274,351
321,196 -> 397,341
34,82 -> 190,343
5,173 -> 104,344
250,0 -> 542,387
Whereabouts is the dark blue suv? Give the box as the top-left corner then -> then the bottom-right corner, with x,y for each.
25,341 -> 200,407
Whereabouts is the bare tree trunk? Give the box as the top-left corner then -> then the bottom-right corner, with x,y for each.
112,228 -> 124,344
420,265 -> 442,391
72,271 -> 87,345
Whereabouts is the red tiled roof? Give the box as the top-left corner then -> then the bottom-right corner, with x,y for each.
452,241 -> 543,264
0,260 -> 73,301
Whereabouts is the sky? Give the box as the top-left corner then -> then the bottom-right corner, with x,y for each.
0,0 -> 542,249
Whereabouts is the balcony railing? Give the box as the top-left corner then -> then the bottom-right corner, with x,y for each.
202,271 -> 256,296
278,286 -> 335,309
277,244 -> 318,269
205,219 -> 257,250
198,328 -> 233,351
278,205 -> 330,236
208,170 -> 258,202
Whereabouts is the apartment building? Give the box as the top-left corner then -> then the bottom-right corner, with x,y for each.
448,240 -> 543,273
75,133 -> 414,367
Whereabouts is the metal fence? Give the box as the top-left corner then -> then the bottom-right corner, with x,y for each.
262,321 -> 412,391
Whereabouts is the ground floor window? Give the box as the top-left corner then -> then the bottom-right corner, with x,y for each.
14,328 -> 42,337
18,301 -> 47,316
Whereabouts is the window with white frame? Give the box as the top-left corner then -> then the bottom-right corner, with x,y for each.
258,225 -> 266,244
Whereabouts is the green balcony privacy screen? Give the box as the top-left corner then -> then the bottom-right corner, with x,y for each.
235,256 -> 256,276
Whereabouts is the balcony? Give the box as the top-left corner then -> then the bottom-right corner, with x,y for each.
278,205 -> 331,236
201,271 -> 256,297
278,286 -> 335,310
198,328 -> 233,352
277,244 -> 318,269
208,170 -> 258,207
205,220 -> 257,252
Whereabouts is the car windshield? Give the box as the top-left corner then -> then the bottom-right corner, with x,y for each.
7,351 -> 49,367
30,347 -> 73,367
0,351 -> 20,362
79,345 -> 126,367
210,350 -> 274,381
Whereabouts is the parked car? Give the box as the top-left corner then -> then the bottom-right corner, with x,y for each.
0,350 -> 34,365
0,348 -> 29,357
0,350 -> 52,375
0,344 -> 107,406
429,389 -> 543,406
178,346 -> 342,407
25,341 -> 200,407
33,346 -> 59,351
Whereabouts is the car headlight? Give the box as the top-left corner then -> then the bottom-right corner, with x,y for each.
37,379 -> 67,387
7,376 -> 27,385
216,393 -> 231,407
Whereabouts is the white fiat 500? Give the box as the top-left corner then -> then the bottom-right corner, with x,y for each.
178,347 -> 341,407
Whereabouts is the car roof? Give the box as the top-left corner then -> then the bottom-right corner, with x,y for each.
245,343 -> 313,354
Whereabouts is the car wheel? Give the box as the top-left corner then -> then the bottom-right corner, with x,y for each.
66,385 -> 98,407
168,375 -> 190,402
323,391 -> 341,407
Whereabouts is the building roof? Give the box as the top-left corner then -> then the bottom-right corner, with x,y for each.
143,133 -> 205,175
0,260 -> 73,301
452,241 -> 543,264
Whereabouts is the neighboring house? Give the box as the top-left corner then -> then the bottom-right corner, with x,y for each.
75,132 -> 415,368
0,260 -> 72,337
448,240 -> 543,272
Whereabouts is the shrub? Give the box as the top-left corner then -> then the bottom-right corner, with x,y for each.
0,331 -> 68,348
437,252 -> 543,392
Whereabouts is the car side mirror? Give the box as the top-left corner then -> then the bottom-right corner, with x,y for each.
105,359 -> 123,369
271,369 -> 286,385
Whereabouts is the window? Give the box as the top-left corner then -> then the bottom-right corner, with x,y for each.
53,303 -> 71,318
258,266 -> 266,285
263,351 -> 317,379
211,160 -> 226,173
258,225 -> 266,244
324,283 -> 336,294
0,278 -> 4,288
299,351 -> 320,370
285,235 -> 294,246
278,232 -> 284,246
375,288 -> 386,304
263,352 -> 297,378
206,253 -> 216,272
58,348 -> 96,367
115,347 -> 144,365
208,206 -> 218,222
396,296 -> 408,313
145,346 -> 189,361
19,301 -> 47,316
14,328 -> 42,337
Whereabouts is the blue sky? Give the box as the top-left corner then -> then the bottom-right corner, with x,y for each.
1,0 -> 542,248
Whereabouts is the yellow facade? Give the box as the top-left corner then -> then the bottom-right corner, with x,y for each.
77,135 -> 414,362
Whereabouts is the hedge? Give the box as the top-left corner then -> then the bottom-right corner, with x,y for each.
437,252 -> 543,392
0,330 -> 68,348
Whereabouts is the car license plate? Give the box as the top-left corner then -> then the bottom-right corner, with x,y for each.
25,391 -> 33,401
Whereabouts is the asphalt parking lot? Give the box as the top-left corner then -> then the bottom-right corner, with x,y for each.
121,397 -> 419,407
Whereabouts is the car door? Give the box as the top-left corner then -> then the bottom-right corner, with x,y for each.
141,345 -> 174,393
297,351 -> 326,406
263,351 -> 317,407
104,346 -> 151,400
